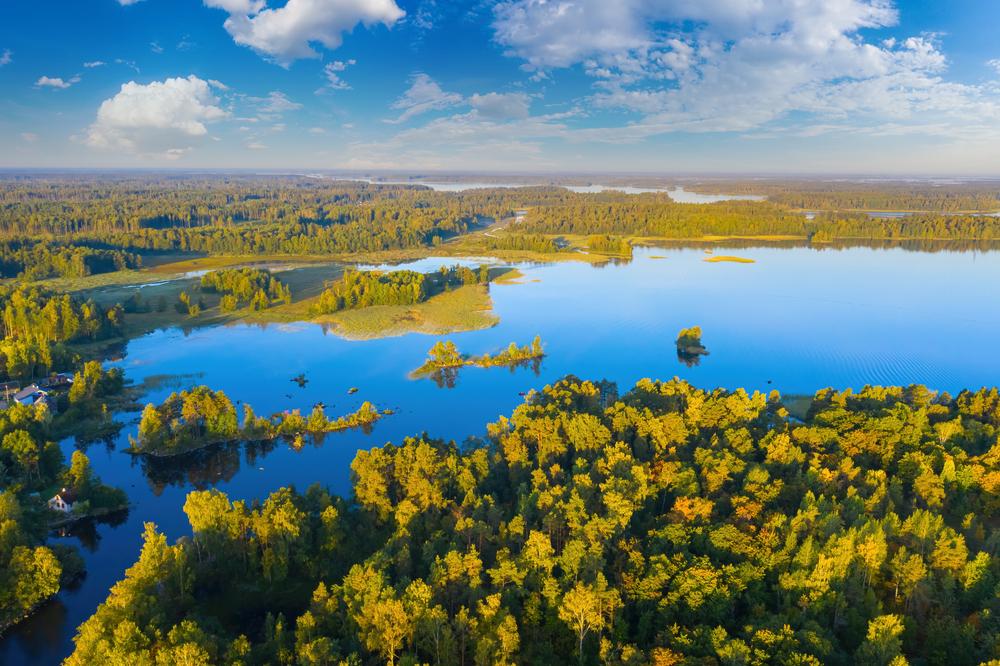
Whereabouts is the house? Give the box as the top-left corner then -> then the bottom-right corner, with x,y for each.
48,488 -> 78,513
38,373 -> 74,389
13,384 -> 49,407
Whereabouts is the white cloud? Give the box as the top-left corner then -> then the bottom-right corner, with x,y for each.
35,76 -> 78,89
989,59 -> 1000,76
491,0 -> 1000,140
150,41 -> 164,54
469,92 -> 531,120
386,73 -> 463,123
84,61 -> 106,68
344,108 -> 572,170
204,0 -> 405,66
252,90 -> 302,114
0,50 -> 11,67
205,0 -> 266,13
117,0 -> 145,5
86,75 -> 229,157
322,59 -> 356,90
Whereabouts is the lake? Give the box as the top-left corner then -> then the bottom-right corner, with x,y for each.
4,243 -> 1000,664
325,176 -> 764,202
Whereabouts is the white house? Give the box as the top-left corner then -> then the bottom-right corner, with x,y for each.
48,488 -> 78,513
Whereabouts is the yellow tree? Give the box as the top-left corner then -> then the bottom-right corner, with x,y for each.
558,578 -> 620,664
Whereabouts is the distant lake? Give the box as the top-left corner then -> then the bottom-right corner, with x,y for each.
5,243 -> 1000,664
326,176 -> 764,202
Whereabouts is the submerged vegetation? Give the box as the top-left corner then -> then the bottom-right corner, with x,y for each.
65,377 -> 1000,665
131,385 -> 384,457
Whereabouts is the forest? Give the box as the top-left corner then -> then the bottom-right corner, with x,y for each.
0,240 -> 140,280
0,177 -> 997,273
0,285 -> 124,380
132,385 -> 384,456
0,362 -> 128,633
310,265 -> 491,316
64,376 -> 1000,665
587,235 -> 634,258
200,267 -> 292,312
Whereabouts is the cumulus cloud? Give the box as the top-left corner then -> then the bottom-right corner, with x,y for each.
85,75 -> 228,157
36,76 -> 78,89
989,59 -> 1000,76
204,0 -> 405,65
491,0 -> 1000,139
386,73 -> 463,123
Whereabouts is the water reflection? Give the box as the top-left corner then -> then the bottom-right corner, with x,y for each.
52,509 -> 130,552
424,357 -> 543,390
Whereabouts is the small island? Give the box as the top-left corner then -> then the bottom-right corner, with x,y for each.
703,255 -> 755,264
129,386 -> 385,457
675,326 -> 709,366
412,337 -> 545,380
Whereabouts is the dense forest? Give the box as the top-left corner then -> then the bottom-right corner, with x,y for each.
310,265 -> 490,316
520,202 -> 1000,241
64,376 -> 1000,665
0,362 -> 128,632
0,285 -> 124,380
485,234 -> 562,254
686,181 -> 1000,212
200,268 -> 292,312
0,240 -> 140,280
1,177 -> 996,269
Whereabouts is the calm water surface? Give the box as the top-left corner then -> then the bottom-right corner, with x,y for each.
4,244 -> 1000,664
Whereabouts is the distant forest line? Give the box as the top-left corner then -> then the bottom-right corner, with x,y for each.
0,176 -> 997,281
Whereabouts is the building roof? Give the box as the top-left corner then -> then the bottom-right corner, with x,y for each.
13,385 -> 43,402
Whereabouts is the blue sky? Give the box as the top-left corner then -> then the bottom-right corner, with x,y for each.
1,0 -> 999,174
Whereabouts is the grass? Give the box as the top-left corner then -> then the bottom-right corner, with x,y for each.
703,255 -> 756,264
315,284 -> 499,340
493,268 -> 527,284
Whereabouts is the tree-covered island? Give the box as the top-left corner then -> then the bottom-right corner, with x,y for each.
412,336 -> 546,379
130,386 -> 385,457
676,326 -> 710,366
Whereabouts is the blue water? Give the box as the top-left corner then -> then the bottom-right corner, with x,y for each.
4,244 -> 1000,664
